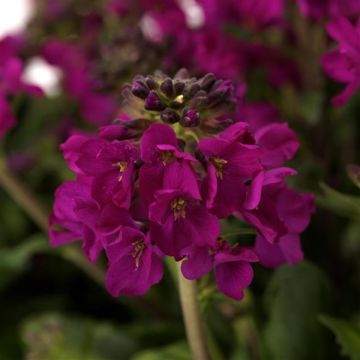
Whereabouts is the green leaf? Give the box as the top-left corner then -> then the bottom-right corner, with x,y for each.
132,342 -> 190,360
318,183 -> 360,221
263,261 -> 332,360
0,234 -> 48,290
22,313 -> 138,360
319,315 -> 360,360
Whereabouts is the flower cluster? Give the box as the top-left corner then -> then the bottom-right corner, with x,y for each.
322,17 -> 360,106
50,71 -> 314,300
41,39 -> 117,126
106,0 -> 298,87
0,36 -> 43,139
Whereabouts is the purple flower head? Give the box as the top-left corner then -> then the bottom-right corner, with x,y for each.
51,71 -> 314,301
322,17 -> 360,106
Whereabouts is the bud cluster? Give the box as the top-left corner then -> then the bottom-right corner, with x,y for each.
126,70 -> 236,130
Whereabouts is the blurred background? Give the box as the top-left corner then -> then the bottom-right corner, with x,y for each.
0,0 -> 359,359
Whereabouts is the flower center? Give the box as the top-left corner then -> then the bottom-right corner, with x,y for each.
131,238 -> 145,268
112,161 -> 127,181
171,197 -> 187,220
160,150 -> 175,165
210,157 -> 228,179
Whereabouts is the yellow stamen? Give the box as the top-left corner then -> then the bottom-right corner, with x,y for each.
112,161 -> 127,181
171,197 -> 187,220
210,157 -> 228,180
160,150 -> 175,165
131,238 -> 145,268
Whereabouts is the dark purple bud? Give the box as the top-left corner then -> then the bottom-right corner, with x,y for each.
131,80 -> 149,99
174,81 -> 185,95
191,92 -> 208,107
180,108 -> 200,127
207,88 -> 229,106
160,108 -> 180,124
145,76 -> 158,90
122,87 -> 133,101
145,91 -> 165,111
174,68 -> 189,79
184,83 -> 201,98
160,78 -> 174,98
200,73 -> 216,90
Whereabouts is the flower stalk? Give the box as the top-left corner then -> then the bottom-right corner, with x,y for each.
0,157 -> 48,231
178,264 -> 211,360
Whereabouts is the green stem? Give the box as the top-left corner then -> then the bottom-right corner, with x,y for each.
0,158 -> 105,287
178,265 -> 211,360
0,158 -> 48,232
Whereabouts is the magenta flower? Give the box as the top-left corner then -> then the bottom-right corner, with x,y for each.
322,17 -> 360,106
0,36 -> 43,138
232,0 -> 286,27
297,0 -> 360,20
140,123 -> 200,204
105,226 -> 163,296
254,184 -> 315,267
49,177 -> 103,261
181,241 -> 258,300
149,189 -> 220,258
198,128 -> 263,218
42,39 -> 116,125
75,139 -> 139,207
50,71 -> 314,301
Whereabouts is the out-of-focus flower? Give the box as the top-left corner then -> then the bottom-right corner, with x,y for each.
231,0 -> 286,27
50,71 -> 314,300
0,35 -> 43,138
297,0 -> 360,20
41,39 -> 117,125
321,17 -> 360,106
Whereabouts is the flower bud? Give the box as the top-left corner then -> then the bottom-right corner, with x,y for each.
174,81 -> 185,96
160,78 -> 174,98
161,108 -> 180,124
131,80 -> 149,99
145,76 -> 158,90
200,73 -> 216,90
145,91 -> 165,111
180,108 -> 200,127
